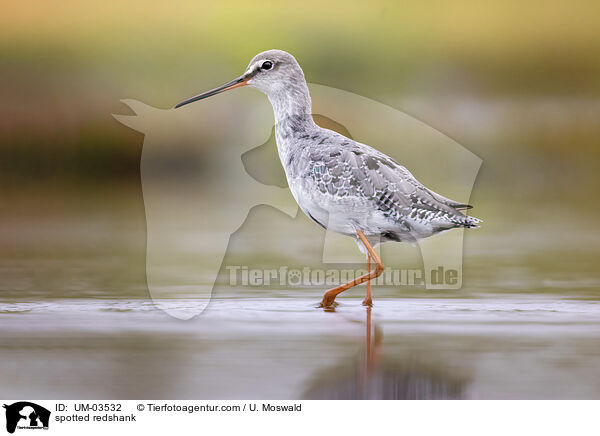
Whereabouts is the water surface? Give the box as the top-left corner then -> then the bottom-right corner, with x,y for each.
1,297 -> 599,399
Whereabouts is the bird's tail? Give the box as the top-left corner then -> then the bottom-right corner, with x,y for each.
462,214 -> 482,229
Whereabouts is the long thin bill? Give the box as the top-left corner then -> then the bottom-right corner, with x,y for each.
174,76 -> 248,108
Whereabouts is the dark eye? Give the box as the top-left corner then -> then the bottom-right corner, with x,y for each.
261,60 -> 273,70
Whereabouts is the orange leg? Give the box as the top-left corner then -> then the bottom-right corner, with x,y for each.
319,230 -> 384,308
363,252 -> 373,307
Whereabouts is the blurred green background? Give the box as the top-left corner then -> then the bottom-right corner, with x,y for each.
2,0 -> 599,187
1,0 -> 599,298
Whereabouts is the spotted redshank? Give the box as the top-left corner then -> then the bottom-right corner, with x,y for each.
175,49 -> 481,308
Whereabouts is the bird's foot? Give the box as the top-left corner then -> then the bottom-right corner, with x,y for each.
318,294 -> 338,309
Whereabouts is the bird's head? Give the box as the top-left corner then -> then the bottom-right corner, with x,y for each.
175,49 -> 306,108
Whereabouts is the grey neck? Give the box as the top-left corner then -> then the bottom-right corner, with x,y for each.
267,80 -> 319,164
267,81 -> 317,128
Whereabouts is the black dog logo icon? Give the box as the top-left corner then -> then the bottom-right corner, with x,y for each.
3,402 -> 50,434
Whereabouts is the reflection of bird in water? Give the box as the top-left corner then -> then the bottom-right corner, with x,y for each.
175,49 -> 481,308
302,308 -> 467,400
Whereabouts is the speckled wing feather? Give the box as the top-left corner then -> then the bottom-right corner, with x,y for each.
288,132 -> 480,236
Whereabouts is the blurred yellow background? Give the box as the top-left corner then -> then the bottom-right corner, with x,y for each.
1,0 -> 599,187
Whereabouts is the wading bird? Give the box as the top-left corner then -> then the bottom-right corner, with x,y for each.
175,50 -> 480,308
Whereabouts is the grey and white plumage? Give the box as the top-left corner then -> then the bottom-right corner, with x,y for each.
176,49 -> 480,251
247,50 -> 481,248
